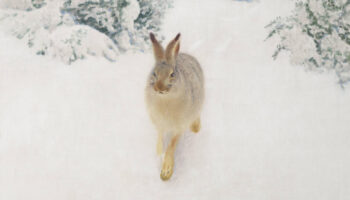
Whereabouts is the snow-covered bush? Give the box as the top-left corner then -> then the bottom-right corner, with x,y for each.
266,0 -> 350,86
0,0 -> 172,64
62,0 -> 172,51
47,25 -> 119,63
0,2 -> 117,64
0,0 -> 33,10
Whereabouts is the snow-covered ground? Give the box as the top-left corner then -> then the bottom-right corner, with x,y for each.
1,0 -> 350,199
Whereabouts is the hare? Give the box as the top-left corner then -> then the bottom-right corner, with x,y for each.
145,33 -> 205,181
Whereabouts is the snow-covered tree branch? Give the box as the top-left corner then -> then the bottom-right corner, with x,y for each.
266,0 -> 350,86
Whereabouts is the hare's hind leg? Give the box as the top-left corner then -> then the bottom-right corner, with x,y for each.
160,134 -> 180,181
190,117 -> 201,133
156,131 -> 163,156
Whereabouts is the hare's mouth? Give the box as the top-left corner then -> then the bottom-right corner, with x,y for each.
156,89 -> 169,94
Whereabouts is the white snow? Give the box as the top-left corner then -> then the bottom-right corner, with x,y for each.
1,0 -> 350,199
0,4 -> 119,64
48,25 -> 119,64
0,0 -> 32,10
120,0 -> 140,31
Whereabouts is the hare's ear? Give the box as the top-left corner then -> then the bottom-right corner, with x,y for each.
174,42 -> 180,57
150,32 -> 164,61
165,33 -> 181,65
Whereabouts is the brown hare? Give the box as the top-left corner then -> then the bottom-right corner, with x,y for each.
145,33 -> 205,181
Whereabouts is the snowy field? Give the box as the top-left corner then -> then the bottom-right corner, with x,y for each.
1,0 -> 350,199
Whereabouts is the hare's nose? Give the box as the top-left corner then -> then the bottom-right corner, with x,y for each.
154,81 -> 166,93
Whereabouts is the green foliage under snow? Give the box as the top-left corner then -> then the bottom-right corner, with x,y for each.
0,0 -> 172,64
266,0 -> 350,86
61,0 -> 172,52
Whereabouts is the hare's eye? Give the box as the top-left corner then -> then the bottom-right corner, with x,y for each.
152,72 -> 157,77
170,72 -> 175,78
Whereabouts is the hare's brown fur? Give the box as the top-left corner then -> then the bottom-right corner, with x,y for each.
145,33 -> 204,181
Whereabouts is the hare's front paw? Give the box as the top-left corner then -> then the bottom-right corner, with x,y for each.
191,118 -> 201,133
160,153 -> 174,181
